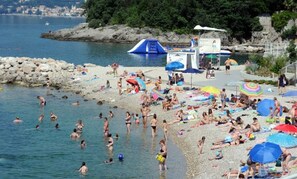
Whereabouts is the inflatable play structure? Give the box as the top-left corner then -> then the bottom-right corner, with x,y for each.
257,99 -> 283,116
128,39 -> 167,54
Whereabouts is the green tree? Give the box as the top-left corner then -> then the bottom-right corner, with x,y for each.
286,40 -> 297,63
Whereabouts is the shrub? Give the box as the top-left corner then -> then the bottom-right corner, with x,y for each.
270,56 -> 288,74
281,25 -> 297,40
88,19 -> 101,28
272,11 -> 297,32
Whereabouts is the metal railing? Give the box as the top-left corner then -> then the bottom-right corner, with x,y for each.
264,42 -> 289,57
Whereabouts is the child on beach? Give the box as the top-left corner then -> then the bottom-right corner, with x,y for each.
135,114 -> 140,125
197,136 -> 206,155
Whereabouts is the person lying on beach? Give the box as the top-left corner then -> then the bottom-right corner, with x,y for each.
157,76 -> 162,84
191,112 -> 210,128
211,135 -> 245,150
221,170 -> 246,178
208,150 -> 223,160
282,148 -> 292,175
168,109 -> 187,125
207,108 -> 216,123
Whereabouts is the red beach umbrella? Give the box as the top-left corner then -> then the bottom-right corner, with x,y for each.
274,124 -> 297,134
126,78 -> 138,86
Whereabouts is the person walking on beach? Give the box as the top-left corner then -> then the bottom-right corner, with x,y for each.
197,136 -> 206,155
220,88 -> 227,111
37,96 -> 46,106
117,78 -> 122,95
163,120 -> 168,141
125,111 -> 132,133
278,74 -> 288,95
273,97 -> 281,118
225,58 -> 231,75
150,114 -> 157,137
158,139 -> 168,171
78,162 -> 88,175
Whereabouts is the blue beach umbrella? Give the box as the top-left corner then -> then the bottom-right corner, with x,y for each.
267,133 -> 297,148
165,61 -> 184,71
249,142 -> 282,164
283,90 -> 297,97
182,68 -> 204,88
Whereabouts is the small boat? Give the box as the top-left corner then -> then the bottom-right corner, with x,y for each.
45,22 -> 50,26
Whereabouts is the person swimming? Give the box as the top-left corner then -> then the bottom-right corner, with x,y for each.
37,96 -> 46,106
70,129 -> 80,139
80,140 -> 86,149
109,111 -> 114,118
72,101 -> 80,106
13,117 -> 22,123
99,113 -> 103,119
38,114 -> 44,122
104,158 -> 113,164
55,123 -> 59,129
78,162 -> 88,175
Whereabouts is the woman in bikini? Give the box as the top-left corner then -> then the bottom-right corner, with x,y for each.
150,114 -> 157,137
125,111 -> 132,133
158,139 -> 167,171
274,97 -> 281,118
208,108 -> 215,123
168,109 -> 185,125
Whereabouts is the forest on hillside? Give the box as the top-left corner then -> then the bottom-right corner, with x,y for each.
83,0 -> 297,41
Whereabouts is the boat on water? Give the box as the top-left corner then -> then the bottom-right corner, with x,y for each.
45,22 -> 50,26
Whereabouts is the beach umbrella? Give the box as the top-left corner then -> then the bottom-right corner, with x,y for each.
126,78 -> 138,86
239,82 -> 263,97
283,90 -> 297,97
267,133 -> 297,148
165,61 -> 184,71
257,99 -> 275,116
228,59 -> 238,66
274,124 -> 297,134
182,68 -> 204,88
135,77 -> 146,90
249,142 -> 282,164
201,86 -> 220,96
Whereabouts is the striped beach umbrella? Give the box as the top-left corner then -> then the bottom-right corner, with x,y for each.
239,82 -> 263,97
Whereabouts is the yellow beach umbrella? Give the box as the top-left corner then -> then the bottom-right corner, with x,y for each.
201,86 -> 220,95
228,59 -> 238,66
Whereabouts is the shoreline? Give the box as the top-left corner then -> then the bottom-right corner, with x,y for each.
0,13 -> 86,19
1,57 -> 297,178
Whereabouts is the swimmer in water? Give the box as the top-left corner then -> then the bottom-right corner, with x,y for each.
72,101 -> 80,106
50,112 -> 58,121
104,158 -> 113,164
37,96 -> 46,106
80,140 -> 86,149
38,114 -> 44,122
106,133 -> 114,151
70,129 -> 80,139
99,113 -> 103,119
13,117 -> 22,123
36,124 -> 40,129
78,162 -> 88,175
55,123 -> 59,129
109,111 -> 114,118
115,133 -> 119,140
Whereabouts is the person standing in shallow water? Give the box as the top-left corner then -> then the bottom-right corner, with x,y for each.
151,114 -> 157,137
125,111 -> 132,133
103,117 -> 109,137
78,162 -> 88,175
159,139 -> 168,171
37,96 -> 46,106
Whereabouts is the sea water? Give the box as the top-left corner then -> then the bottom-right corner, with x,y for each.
0,15 -> 249,67
0,85 -> 186,178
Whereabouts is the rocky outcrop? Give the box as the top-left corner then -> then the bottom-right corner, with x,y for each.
0,57 -> 75,87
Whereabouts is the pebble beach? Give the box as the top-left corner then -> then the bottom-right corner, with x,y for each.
0,57 -> 297,178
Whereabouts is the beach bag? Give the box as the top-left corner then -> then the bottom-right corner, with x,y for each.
156,154 -> 165,163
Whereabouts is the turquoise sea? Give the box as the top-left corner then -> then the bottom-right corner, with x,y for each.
0,85 -> 186,178
0,15 -> 187,178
